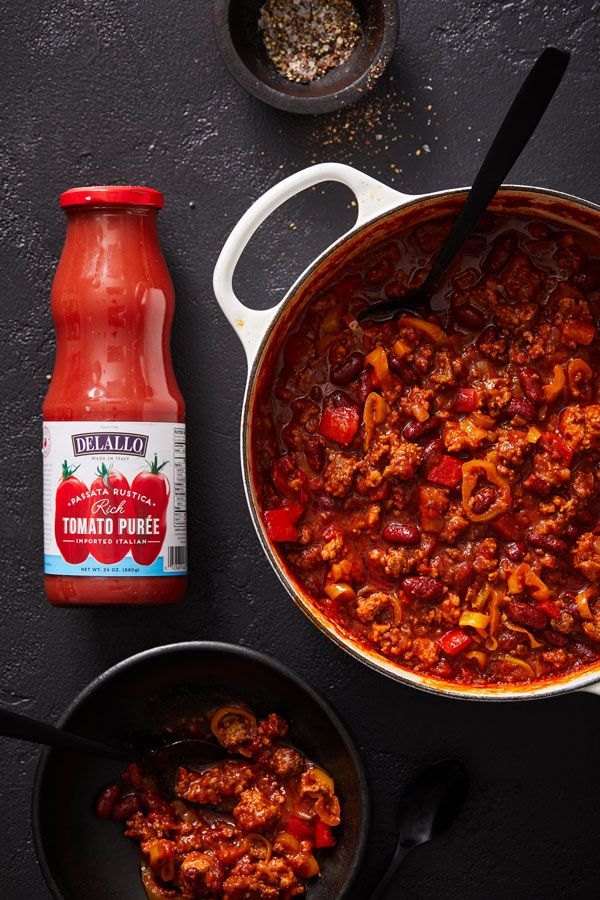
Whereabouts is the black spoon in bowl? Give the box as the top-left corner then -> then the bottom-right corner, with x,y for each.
370,758 -> 469,899
357,46 -> 570,323
0,705 -> 226,783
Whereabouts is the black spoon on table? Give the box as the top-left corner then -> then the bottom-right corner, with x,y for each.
357,46 -> 570,323
0,705 -> 226,788
369,758 -> 469,899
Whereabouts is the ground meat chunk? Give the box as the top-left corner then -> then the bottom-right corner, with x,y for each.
368,546 -> 419,578
523,450 -> 571,495
177,761 -> 253,806
412,637 -> 440,668
369,622 -> 412,656
355,591 -> 398,623
442,419 -> 488,453
384,438 -> 423,479
495,428 -> 531,471
223,857 -> 303,900
177,851 -> 216,894
263,746 -> 305,779
560,404 -> 600,451
480,376 -> 512,415
323,452 -> 357,497
439,503 -> 470,542
429,348 -> 463,386
233,787 -> 283,833
573,532 -> 600,582
258,713 -> 288,744
361,432 -> 423,484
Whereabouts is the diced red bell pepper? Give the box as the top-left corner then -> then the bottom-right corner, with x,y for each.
319,406 -> 359,445
541,432 -> 573,466
437,628 -> 473,657
263,508 -> 299,543
454,387 -> 479,413
314,820 -> 336,848
286,815 -> 314,842
426,454 -> 463,488
537,599 -> 561,620
283,503 -> 304,524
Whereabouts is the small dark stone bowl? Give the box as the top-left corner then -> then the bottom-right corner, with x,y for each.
32,642 -> 370,899
213,0 -> 399,114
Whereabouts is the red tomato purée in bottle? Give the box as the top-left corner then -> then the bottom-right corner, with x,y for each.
43,186 -> 187,605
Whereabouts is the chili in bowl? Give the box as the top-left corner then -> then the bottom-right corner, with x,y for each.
32,642 -> 369,900
214,162 -> 600,701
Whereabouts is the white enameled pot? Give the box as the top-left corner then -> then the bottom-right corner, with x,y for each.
214,162 -> 600,701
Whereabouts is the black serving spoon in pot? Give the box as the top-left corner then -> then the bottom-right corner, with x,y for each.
357,46 -> 570,323
370,758 -> 469,899
0,705 -> 226,782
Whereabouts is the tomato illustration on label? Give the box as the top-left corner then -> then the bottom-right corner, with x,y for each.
55,460 -> 89,564
90,463 -> 137,564
131,453 -> 170,565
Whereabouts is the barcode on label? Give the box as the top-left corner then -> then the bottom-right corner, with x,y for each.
166,546 -> 187,571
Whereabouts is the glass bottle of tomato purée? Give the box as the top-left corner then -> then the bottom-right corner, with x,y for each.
43,186 -> 187,605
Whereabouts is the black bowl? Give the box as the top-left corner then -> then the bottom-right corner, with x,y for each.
32,642 -> 370,899
213,0 -> 399,114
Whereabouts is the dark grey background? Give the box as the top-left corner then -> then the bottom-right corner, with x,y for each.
1,1 -> 600,897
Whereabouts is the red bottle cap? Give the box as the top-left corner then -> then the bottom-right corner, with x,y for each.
60,185 -> 164,209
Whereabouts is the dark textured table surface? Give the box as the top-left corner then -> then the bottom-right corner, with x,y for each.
2,1 -> 600,898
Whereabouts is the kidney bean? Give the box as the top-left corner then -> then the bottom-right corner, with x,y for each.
331,351 -> 365,386
402,576 -> 443,603
572,258 -> 600,291
504,541 -> 526,562
570,640 -> 598,662
422,435 -> 442,457
142,791 -> 171,814
112,793 -> 141,822
326,389 -> 355,409
453,561 -> 473,598
527,531 -> 567,554
452,301 -> 487,330
356,370 -> 372,405
541,629 -> 569,648
96,784 -> 122,819
498,630 -> 521,652
481,233 -> 518,274
506,600 -> 548,631
470,486 -> 497,515
304,436 -> 325,473
576,508 -> 594,527
403,416 -> 440,442
388,358 -> 420,385
383,522 -> 421,545
517,366 -> 543,405
313,493 -> 337,511
507,397 -> 537,422
562,523 -> 579,542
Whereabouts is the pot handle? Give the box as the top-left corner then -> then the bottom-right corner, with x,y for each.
580,682 -> 600,696
213,163 -> 409,365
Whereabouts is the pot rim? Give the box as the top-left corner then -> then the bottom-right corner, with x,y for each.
32,641 -> 371,900
240,183 -> 600,702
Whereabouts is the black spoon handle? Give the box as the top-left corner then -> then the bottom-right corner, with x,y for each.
369,843 -> 413,899
422,45 -> 570,297
0,706 -> 129,761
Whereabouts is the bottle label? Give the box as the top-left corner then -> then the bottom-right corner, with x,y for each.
43,421 -> 187,577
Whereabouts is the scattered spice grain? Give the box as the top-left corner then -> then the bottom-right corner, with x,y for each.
259,0 -> 362,84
